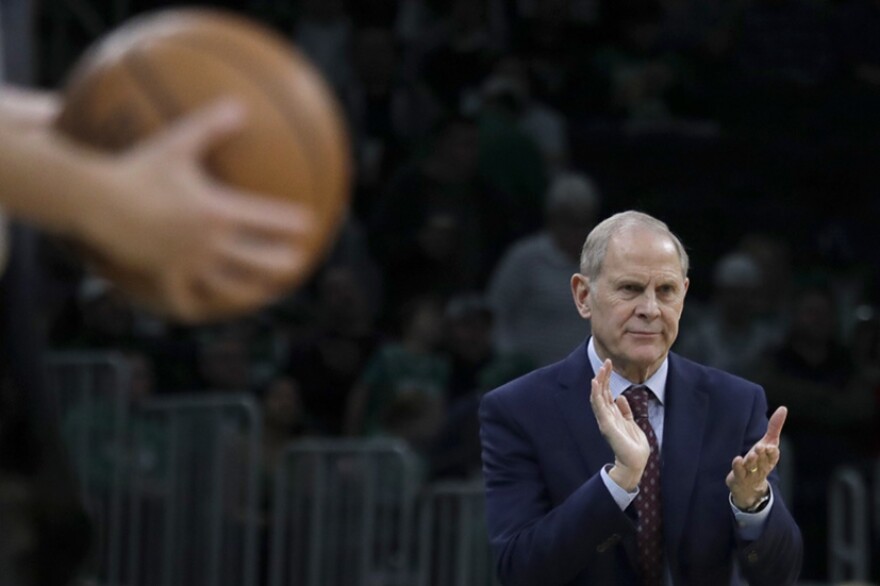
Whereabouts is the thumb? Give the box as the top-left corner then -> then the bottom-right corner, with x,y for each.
156,98 -> 247,158
764,406 -> 788,445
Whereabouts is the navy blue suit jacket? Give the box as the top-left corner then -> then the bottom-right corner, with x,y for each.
479,343 -> 802,585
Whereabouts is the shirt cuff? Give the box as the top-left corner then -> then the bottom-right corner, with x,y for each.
730,487 -> 774,540
601,464 -> 639,511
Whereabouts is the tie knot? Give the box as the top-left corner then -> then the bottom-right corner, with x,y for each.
624,385 -> 651,421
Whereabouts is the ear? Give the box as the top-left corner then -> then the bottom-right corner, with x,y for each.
571,273 -> 592,319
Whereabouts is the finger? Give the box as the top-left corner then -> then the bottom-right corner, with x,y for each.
591,361 -> 610,406
755,445 -> 779,477
600,359 -> 613,404
730,455 -> 748,484
157,98 -> 247,158
616,396 -> 634,421
151,274 -> 206,324
742,451 -> 759,474
765,445 -> 780,468
589,377 -> 606,416
214,237 -> 307,288
218,194 -> 316,239
592,380 -> 615,420
763,406 -> 788,446
195,262 -> 281,314
0,86 -> 61,127
751,446 -> 769,478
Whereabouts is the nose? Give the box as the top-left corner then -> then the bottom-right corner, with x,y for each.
636,291 -> 661,320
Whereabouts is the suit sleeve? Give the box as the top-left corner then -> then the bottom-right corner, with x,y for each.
479,390 -> 636,586
734,387 -> 803,586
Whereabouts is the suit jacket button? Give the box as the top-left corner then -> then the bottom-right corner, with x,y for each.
596,534 -> 620,553
747,551 -> 759,564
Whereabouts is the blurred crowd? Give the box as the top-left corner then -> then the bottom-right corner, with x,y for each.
33,0 -> 880,582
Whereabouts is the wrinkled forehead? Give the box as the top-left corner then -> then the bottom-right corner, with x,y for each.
604,227 -> 686,277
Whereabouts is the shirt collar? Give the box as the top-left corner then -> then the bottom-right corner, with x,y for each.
586,337 -> 668,404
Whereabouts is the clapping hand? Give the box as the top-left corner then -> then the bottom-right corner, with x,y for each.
589,359 -> 650,492
726,406 -> 788,510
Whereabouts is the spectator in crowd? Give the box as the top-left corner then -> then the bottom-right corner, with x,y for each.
286,265 -> 382,435
367,113 -> 502,311
480,54 -> 571,174
430,292 -> 534,480
487,171 -> 601,367
736,231 -> 794,339
755,279 -> 877,581
442,292 -> 534,404
476,64 -> 550,245
590,2 -> 718,134
675,250 -> 780,379
51,276 -> 135,349
344,294 -> 449,459
195,324 -> 254,393
508,0 -> 602,118
342,25 -> 442,219
316,216 -> 385,328
593,4 -> 685,123
416,0 -> 499,113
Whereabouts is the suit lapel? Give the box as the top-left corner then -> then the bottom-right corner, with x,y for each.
661,354 -> 708,577
553,345 -> 614,474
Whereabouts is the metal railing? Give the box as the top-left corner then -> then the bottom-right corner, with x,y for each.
828,465 -> 870,583
125,393 -> 263,586
53,350 -> 865,586
47,350 -> 132,585
47,351 -> 263,586
269,437 -> 421,586
417,479 -> 498,586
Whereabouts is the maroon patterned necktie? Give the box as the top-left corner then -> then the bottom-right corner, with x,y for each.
624,385 -> 664,586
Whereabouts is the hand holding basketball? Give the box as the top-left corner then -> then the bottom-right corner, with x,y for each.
54,8 -> 351,322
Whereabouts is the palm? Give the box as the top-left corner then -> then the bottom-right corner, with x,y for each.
603,413 -> 650,468
726,406 -> 788,509
589,359 -> 651,472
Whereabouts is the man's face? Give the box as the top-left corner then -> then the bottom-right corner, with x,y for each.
572,227 -> 688,382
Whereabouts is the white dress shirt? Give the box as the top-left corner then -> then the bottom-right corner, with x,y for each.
587,337 -> 773,543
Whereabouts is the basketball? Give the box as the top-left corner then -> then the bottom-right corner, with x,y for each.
55,7 -> 352,319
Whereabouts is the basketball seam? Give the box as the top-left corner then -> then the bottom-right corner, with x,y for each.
174,36 -> 326,205
124,49 -> 185,122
